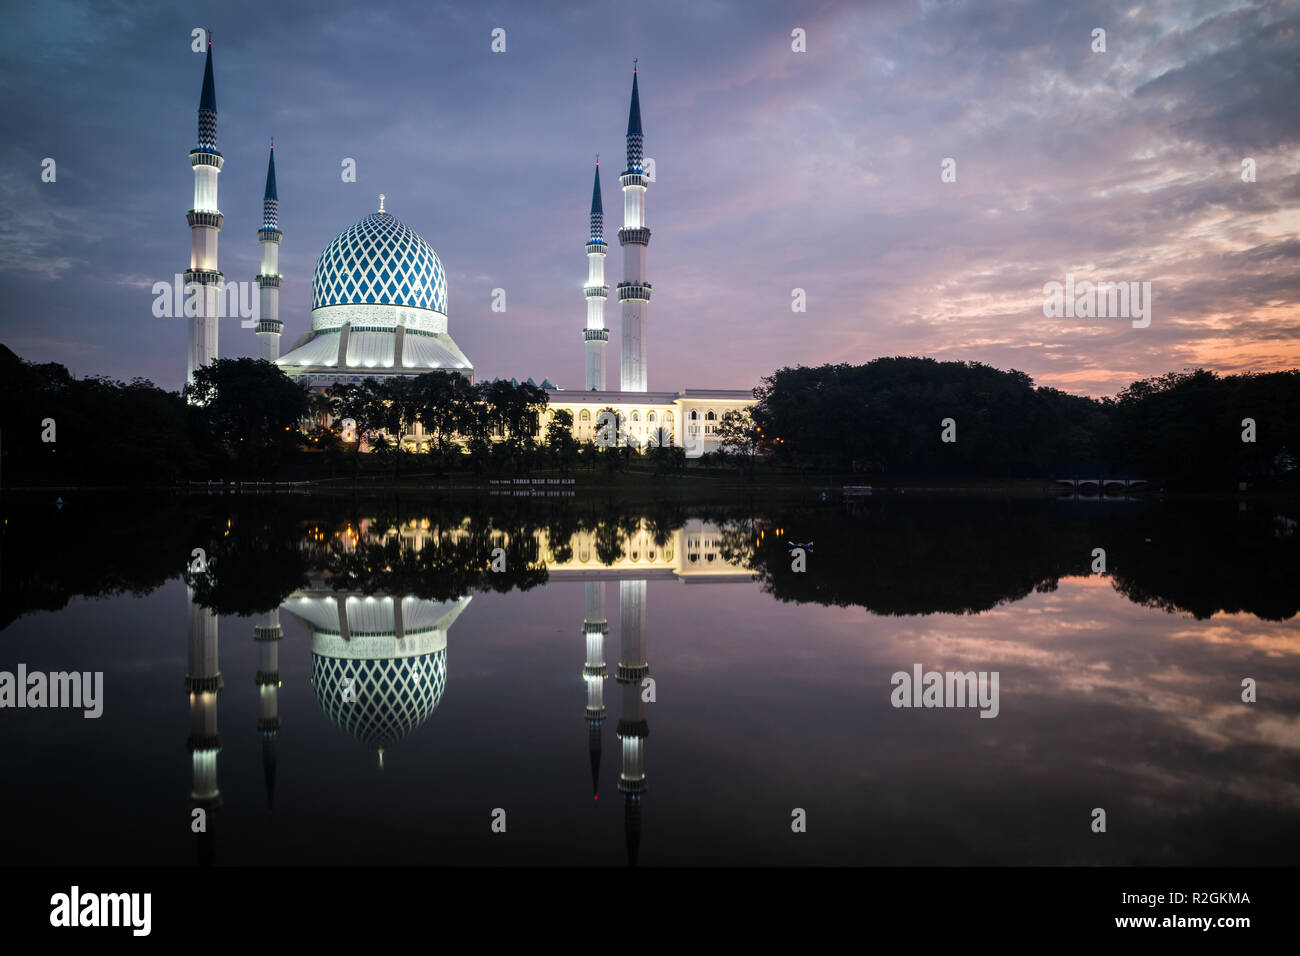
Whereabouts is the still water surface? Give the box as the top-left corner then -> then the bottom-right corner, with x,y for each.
2,492 -> 1297,865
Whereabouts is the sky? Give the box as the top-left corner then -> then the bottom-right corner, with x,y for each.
0,0 -> 1297,396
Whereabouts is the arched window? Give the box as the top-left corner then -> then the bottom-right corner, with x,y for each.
631,412 -> 640,423
690,411 -> 698,421
665,412 -> 674,424
648,412 -> 656,423
579,409 -> 590,422
706,411 -> 716,421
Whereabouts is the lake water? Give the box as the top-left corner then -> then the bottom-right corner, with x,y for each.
2,491 -> 1297,866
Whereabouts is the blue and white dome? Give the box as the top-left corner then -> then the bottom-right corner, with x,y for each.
311,650 -> 447,751
278,200 -> 474,382
311,209 -> 448,315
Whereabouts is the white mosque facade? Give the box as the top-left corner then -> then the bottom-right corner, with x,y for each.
183,43 -> 754,457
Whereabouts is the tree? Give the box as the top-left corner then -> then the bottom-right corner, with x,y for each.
545,409 -> 579,472
375,377 -> 421,476
413,370 -> 474,455
648,427 -> 684,476
325,380 -> 385,478
184,358 -> 308,476
716,408 -> 762,476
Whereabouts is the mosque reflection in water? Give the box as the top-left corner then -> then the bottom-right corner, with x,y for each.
184,517 -> 751,866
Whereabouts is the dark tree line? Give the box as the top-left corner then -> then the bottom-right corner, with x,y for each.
0,349 -> 586,483
747,497 -> 1300,621
5,346 -> 1298,488
0,344 -> 198,484
5,492 -> 1296,628
752,358 -> 1300,487
317,372 -> 554,476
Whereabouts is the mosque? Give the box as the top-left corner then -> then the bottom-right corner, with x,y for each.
182,41 -> 755,457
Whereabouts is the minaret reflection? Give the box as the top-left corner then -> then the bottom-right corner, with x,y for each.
543,518 -> 750,862
582,582 -> 608,801
185,584 -> 222,866
254,608 -> 282,812
617,580 -> 650,866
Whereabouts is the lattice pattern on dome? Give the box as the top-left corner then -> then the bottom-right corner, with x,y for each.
311,650 -> 447,751
312,212 -> 448,314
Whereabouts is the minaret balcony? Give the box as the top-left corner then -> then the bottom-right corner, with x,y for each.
184,673 -> 224,693
616,662 -> 651,682
256,273 -> 282,289
585,240 -> 607,255
616,717 -> 650,739
258,227 -> 283,243
186,210 -> 224,229
256,319 -> 284,335
189,150 -> 224,169
618,227 -> 651,246
183,268 -> 224,286
616,282 -> 652,302
186,732 -> 223,753
583,328 -> 610,342
584,285 -> 608,298
620,172 -> 648,188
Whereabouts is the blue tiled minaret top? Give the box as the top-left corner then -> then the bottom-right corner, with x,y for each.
196,38 -> 218,153
262,144 -> 279,231
589,161 -> 604,245
625,67 -> 643,175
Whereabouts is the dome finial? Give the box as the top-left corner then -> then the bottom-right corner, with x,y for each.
378,193 -> 386,212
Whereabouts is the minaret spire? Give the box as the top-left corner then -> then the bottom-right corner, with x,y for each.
626,61 -> 643,166
199,34 -> 217,115
255,143 -> 284,361
582,159 -> 610,390
263,142 -> 278,215
185,33 -> 223,389
618,63 -> 651,393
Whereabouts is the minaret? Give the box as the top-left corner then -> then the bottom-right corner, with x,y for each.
185,584 -> 222,866
185,33 -> 223,388
254,608 -> 282,813
583,160 -> 610,390
255,143 -> 284,362
617,579 -> 650,865
618,62 -> 651,392
582,582 -> 607,800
